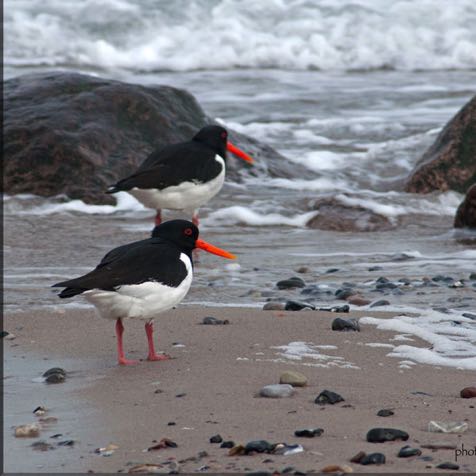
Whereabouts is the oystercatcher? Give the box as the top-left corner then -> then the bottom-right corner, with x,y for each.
52,220 -> 235,365
106,125 -> 253,226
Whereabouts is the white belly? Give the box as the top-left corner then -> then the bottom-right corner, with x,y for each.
128,155 -> 225,211
83,254 -> 193,321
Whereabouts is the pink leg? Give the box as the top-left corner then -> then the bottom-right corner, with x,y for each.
115,318 -> 139,366
145,321 -> 170,361
155,210 -> 162,226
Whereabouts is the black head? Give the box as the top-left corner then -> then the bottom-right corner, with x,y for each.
193,125 -> 228,158
151,219 -> 198,251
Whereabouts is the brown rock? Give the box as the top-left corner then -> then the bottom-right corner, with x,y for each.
405,95 -> 476,194
347,296 -> 371,306
306,197 -> 394,232
4,72 -> 304,204
321,464 -> 353,473
454,184 -> 476,228
460,386 -> 476,398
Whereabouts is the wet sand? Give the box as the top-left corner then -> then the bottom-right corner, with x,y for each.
4,306 -> 475,474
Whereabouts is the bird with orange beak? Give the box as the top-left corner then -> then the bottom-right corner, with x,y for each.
107,125 -> 253,226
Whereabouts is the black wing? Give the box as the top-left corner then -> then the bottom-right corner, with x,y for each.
52,239 -> 189,298
107,142 -> 222,192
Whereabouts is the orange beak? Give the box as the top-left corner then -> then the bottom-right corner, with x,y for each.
195,239 -> 236,259
227,141 -> 254,164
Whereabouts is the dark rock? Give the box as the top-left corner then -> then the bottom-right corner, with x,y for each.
360,453 -> 386,465
460,386 -> 476,398
398,445 -> 421,457
455,183 -> 476,228
167,421 -> 176,426
220,440 -> 235,449
325,268 -> 340,273
42,367 -> 66,378
335,288 -> 355,300
301,285 -> 332,296
366,428 -> 409,443
315,390 -> 345,405
175,393 -> 186,398
284,300 -> 315,311
377,409 -> 394,417
209,434 -> 223,444
147,438 -> 177,451
436,462 -> 459,470
202,316 -> 229,325
376,277 -> 389,284
331,317 -> 360,332
1,331 -> 9,338
306,198 -> 394,232
44,373 -> 65,384
277,277 -> 306,289
4,72 -> 302,204
470,273 -> 476,280
370,299 -> 390,308
57,440 -> 75,447
244,440 -> 275,454
294,428 -> 323,438
411,391 -> 433,396
462,312 -> 476,320
368,266 -> 383,271
432,275 -> 454,283
318,305 -> 350,313
376,282 -> 398,290
390,252 -> 416,261
405,95 -> 476,194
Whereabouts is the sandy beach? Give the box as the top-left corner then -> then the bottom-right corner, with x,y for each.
4,306 -> 475,474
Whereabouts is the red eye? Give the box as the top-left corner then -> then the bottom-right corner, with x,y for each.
221,131 -> 227,139
184,228 -> 193,236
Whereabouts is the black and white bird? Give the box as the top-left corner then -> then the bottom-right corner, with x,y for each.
106,125 -> 253,226
52,220 -> 235,365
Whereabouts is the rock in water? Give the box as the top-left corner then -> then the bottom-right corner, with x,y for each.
4,72 -> 304,204
405,95 -> 476,194
276,277 -> 306,289
284,300 -> 315,311
315,390 -> 345,405
279,371 -> 308,387
331,317 -> 360,332
454,184 -> 476,228
259,384 -> 295,398
366,428 -> 409,442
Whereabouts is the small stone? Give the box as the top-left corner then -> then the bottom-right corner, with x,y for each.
245,440 -> 275,454
15,423 -> 40,437
57,440 -> 75,447
436,462 -> 459,470
273,443 -> 303,455
42,367 -> 66,378
368,266 -> 383,271
296,266 -> 310,274
175,393 -> 186,398
366,428 -> 409,443
147,438 -> 177,451
347,296 -> 370,306
370,299 -> 390,308
350,451 -> 366,463
360,453 -> 385,465
228,444 -> 246,456
45,372 -> 65,384
128,464 -> 164,473
377,409 -> 394,417
284,300 -> 315,311
469,273 -> 476,280
202,316 -> 229,325
0,331 -> 9,338
318,305 -> 350,313
279,371 -> 308,387
335,288 -> 355,300
220,440 -> 235,448
209,434 -> 223,444
320,465 -> 352,473
259,384 -> 295,398
31,441 -> 54,451
167,421 -> 176,426
33,406 -> 47,416
421,443 -> 456,450
428,421 -> 468,433
460,386 -> 476,398
376,276 -> 389,283
331,317 -> 360,332
315,390 -> 344,405
325,268 -> 339,274
398,445 -> 421,457
376,282 -> 397,290
276,277 -> 305,290
263,302 -> 285,311
294,428 -> 323,438
462,313 -> 476,320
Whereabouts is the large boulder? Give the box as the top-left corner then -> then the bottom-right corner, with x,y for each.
405,95 -> 476,194
4,72 -> 303,204
454,183 -> 476,228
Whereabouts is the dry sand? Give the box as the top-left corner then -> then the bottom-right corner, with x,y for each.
4,306 -> 476,474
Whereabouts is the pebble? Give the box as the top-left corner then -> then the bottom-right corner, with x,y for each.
42,367 -> 66,384
284,300 -> 315,311
296,266 -> 310,274
335,288 -> 355,300
320,465 -> 353,473
377,409 -> 394,417
202,316 -> 229,325
325,268 -> 339,273
368,266 -> 383,271
57,440 -> 75,447
262,302 -> 285,311
245,440 -> 275,454
220,440 -> 235,448
209,434 -> 223,444
279,371 -> 308,387
259,384 -> 295,398
421,443 -> 457,450
319,304 -> 350,313
146,438 -> 177,451
370,299 -> 390,308
350,451 -> 366,463
33,406 -> 47,416
331,317 -> 360,332
273,443 -> 303,455
460,387 -> 476,398
428,421 -> 468,433
470,273 -> 476,280
462,312 -> 476,320
128,464 -> 163,473
228,444 -> 246,456
376,282 -> 398,290
315,390 -> 345,405
360,453 -> 386,465
347,296 -> 370,306
436,462 -> 459,470
276,277 -> 306,290
15,423 -> 40,437
294,428 -> 323,438
366,428 -> 409,443
432,275 -> 454,283
398,445 -> 422,457
31,441 -> 54,451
